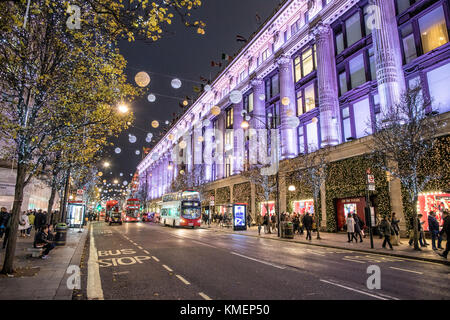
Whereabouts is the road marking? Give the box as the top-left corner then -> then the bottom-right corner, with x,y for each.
87,225 -> 104,300
112,271 -> 130,275
198,292 -> 212,300
176,275 -> 191,285
230,252 -> 286,269
162,264 -> 173,272
306,249 -> 326,256
320,279 -> 389,300
143,250 -> 150,254
137,246 -> 143,250
389,267 -> 423,274
342,258 -> 366,264
152,256 -> 160,262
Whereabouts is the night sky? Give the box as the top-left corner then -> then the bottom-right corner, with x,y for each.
102,0 -> 282,186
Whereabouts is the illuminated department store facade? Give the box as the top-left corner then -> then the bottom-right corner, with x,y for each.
137,0 -> 450,233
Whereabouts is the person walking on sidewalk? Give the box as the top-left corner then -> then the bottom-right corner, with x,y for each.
247,214 -> 252,229
27,211 -> 35,237
353,213 -> 363,243
438,210 -> 449,259
263,214 -> 270,234
428,211 -> 443,250
18,211 -> 30,237
346,214 -> 357,243
419,215 -> 429,247
380,215 -> 394,250
0,207 -> 10,240
303,212 -> 313,241
391,212 -> 401,245
34,225 -> 55,259
271,214 -> 277,234
34,209 -> 46,231
293,214 -> 300,235
256,213 -> 263,235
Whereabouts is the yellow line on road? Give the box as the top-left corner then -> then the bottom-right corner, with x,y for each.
389,266 -> 423,274
198,292 -> 212,300
152,256 -> 160,262
162,264 -> 173,272
176,275 -> 191,285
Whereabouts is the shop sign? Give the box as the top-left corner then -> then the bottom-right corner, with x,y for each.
367,175 -> 375,191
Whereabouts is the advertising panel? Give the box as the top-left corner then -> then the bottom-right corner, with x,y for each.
233,204 -> 247,231
417,193 -> 449,231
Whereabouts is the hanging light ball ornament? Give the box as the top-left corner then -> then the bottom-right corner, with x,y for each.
114,147 -> 121,154
103,180 -> 106,183
145,136 -> 152,143
229,90 -> 243,104
179,141 -> 187,149
245,115 -> 251,121
197,136 -> 204,143
120,173 -> 123,177
211,106 -> 221,116
135,71 -> 151,87
135,150 -> 140,155
128,134 -> 137,143
130,173 -> 133,177
151,120 -> 159,128
287,117 -> 300,129
98,172 -> 103,177
259,94 -> 266,101
168,134 -> 174,141
180,170 -> 185,175
123,181 -> 128,186
281,97 -> 290,106
171,78 -> 182,89
147,133 -> 153,139
147,93 -> 156,103
204,85 -> 212,92
182,100 -> 189,107
165,120 -> 170,125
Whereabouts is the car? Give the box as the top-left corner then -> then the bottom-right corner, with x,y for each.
142,212 -> 155,222
108,212 -> 123,225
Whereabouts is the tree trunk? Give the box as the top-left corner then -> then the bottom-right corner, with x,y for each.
314,195 -> 321,240
60,168 -> 70,223
1,162 -> 27,274
412,196 -> 420,251
47,178 -> 57,224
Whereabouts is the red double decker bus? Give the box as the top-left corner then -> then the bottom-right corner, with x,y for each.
124,198 -> 141,222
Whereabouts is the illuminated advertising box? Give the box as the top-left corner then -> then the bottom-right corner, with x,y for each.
233,203 -> 247,231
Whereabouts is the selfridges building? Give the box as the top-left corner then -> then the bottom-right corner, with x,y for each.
137,0 -> 450,234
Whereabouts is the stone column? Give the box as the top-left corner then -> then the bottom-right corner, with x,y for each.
251,182 -> 256,220
320,179 -> 327,231
233,99 -> 244,174
277,54 -> 298,159
250,78 -> 267,165
313,22 -> 340,146
279,172 -> 287,214
370,0 -> 406,113
216,113 -> 225,179
193,123 -> 203,176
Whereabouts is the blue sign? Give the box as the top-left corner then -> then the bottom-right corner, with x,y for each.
233,204 -> 247,231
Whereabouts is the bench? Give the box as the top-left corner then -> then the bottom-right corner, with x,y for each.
27,247 -> 44,258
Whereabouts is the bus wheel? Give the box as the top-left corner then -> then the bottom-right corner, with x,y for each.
192,226 -> 195,229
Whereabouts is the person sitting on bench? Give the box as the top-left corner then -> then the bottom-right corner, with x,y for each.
33,225 -> 55,259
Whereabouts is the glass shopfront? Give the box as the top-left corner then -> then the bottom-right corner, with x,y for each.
417,192 -> 449,231
259,201 -> 275,216
336,197 -> 367,231
292,200 -> 314,215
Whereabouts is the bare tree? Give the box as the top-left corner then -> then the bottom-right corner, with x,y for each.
288,145 -> 331,239
369,86 -> 446,251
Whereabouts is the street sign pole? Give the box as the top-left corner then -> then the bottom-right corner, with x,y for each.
366,169 -> 374,249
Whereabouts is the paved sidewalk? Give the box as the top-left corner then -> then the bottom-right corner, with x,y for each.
0,225 -> 89,300
201,223 -> 449,265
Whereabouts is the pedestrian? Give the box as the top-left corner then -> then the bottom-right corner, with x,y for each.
438,210 -> 449,259
256,213 -> 263,235
247,214 -> 251,229
34,209 -> 46,231
419,215 -> 429,247
293,213 -> 300,235
33,225 -> 55,259
271,213 -> 277,234
27,210 -> 35,237
263,214 -> 270,234
346,214 -> 357,243
303,212 -> 313,241
428,211 -> 443,250
379,215 -> 394,250
390,212 -> 401,245
299,213 -> 304,235
353,213 -> 363,243
18,211 -> 30,237
408,215 -> 423,247
0,207 -> 10,239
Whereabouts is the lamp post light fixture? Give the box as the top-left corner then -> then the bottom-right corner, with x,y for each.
103,161 -> 110,168
167,162 -> 174,170
288,185 -> 296,192
118,104 -> 129,114
240,120 -> 250,129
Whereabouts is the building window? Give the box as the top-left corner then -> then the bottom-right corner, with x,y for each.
294,45 -> 316,82
353,98 -> 372,138
265,73 -> 280,101
342,106 -> 353,141
349,53 -> 366,89
266,103 -> 280,129
298,125 -> 305,154
427,62 -> 450,114
401,23 -> 417,64
262,48 -> 270,62
339,71 -> 348,95
399,4 -> 449,64
396,0 -> 413,15
418,5 -> 449,54
244,92 -> 254,113
346,12 -> 362,48
291,18 -> 301,36
226,107 -> 233,128
296,82 -> 317,115
306,120 -> 319,152
336,32 -> 345,55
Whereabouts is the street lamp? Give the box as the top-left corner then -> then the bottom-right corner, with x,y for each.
118,103 -> 129,114
288,185 -> 296,192
103,161 -> 110,168
241,120 -> 250,129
